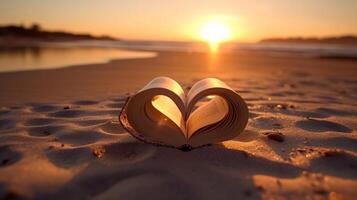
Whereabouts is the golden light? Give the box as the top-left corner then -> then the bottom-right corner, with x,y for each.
200,21 -> 231,52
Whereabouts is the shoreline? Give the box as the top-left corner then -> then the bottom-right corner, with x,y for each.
0,46 -> 157,73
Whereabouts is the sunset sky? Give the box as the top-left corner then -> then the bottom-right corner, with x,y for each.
1,0 -> 357,42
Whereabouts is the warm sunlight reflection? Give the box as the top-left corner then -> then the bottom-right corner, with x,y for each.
200,21 -> 231,52
151,95 -> 182,128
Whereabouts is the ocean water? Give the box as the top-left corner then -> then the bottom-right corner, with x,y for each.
1,40 -> 356,72
0,44 -> 156,72
75,40 -> 357,58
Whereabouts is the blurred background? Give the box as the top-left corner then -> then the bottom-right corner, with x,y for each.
1,0 -> 357,72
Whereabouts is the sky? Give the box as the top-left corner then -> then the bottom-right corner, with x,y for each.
0,0 -> 357,42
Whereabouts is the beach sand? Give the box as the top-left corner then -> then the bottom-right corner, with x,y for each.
0,51 -> 356,199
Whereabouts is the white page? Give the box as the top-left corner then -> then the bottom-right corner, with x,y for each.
123,77 -> 188,147
139,76 -> 186,104
186,96 -> 228,137
151,95 -> 185,131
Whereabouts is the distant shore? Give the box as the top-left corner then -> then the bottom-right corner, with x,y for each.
0,24 -> 118,47
260,35 -> 357,46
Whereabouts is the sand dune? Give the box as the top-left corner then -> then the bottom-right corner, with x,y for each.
0,51 -> 356,199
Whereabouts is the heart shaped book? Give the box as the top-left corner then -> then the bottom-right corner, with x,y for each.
119,77 -> 248,150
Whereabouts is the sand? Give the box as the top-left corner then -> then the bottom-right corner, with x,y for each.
0,50 -> 356,199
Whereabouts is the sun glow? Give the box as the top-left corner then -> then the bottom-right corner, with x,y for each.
200,21 -> 231,52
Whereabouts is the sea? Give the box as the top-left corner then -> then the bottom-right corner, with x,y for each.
0,40 -> 356,72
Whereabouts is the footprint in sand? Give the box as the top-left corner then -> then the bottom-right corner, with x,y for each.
56,129 -> 109,146
75,119 -> 108,127
0,146 -> 22,167
49,109 -> 87,118
26,125 -> 66,137
251,116 -> 285,130
99,121 -> 126,134
50,109 -> 118,118
72,100 -> 99,106
314,107 -> 356,117
105,102 -> 126,109
309,150 -> 357,179
295,119 -> 352,133
46,147 -> 93,168
24,118 -> 58,126
31,104 -> 61,112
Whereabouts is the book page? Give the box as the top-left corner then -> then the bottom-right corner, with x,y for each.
151,95 -> 185,131
185,78 -> 249,147
122,77 -> 188,147
186,96 -> 228,137
139,76 -> 186,130
185,78 -> 232,136
186,78 -> 231,110
139,76 -> 186,103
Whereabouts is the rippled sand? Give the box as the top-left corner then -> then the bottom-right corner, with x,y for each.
0,51 -> 356,199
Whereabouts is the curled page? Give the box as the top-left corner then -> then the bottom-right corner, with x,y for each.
120,77 -> 187,147
185,78 -> 249,147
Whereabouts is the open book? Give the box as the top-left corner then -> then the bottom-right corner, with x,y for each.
119,77 -> 248,151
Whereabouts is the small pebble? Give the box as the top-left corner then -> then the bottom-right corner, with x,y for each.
276,104 -> 287,109
93,146 -> 106,158
264,132 -> 285,142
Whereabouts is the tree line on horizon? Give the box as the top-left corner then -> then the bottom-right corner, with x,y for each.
0,23 -> 117,42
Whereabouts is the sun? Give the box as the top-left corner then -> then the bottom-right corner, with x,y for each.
200,21 -> 231,52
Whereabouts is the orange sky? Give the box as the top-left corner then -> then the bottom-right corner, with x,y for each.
1,0 -> 357,42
